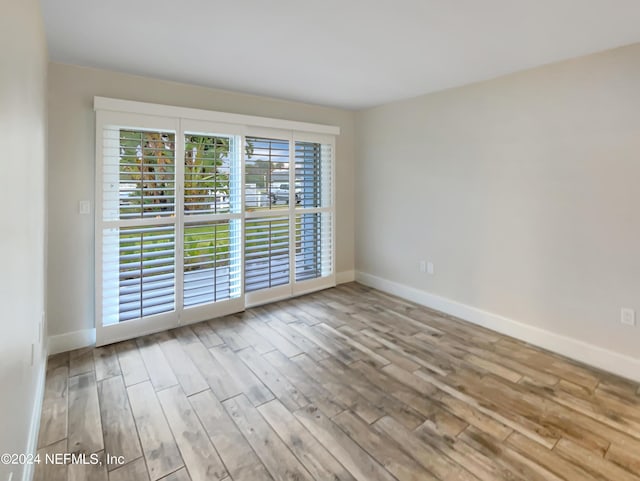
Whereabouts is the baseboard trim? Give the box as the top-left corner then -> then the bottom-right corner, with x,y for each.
23,351 -> 48,481
47,276 -> 355,354
48,328 -> 96,354
355,271 -> 640,383
336,270 -> 355,284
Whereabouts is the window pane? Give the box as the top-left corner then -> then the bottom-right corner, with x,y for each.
106,128 -> 176,220
295,212 -> 332,281
184,134 -> 233,215
245,217 -> 290,292
245,136 -> 290,210
295,141 -> 332,209
295,213 -> 321,281
111,225 -> 176,322
184,220 -> 241,307
295,141 -> 321,208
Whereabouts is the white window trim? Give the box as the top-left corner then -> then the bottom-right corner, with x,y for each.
94,97 -> 340,136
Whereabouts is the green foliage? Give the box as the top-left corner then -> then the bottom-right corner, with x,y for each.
118,131 -> 289,273
119,130 -> 176,216
184,223 -> 231,271
184,134 -> 229,211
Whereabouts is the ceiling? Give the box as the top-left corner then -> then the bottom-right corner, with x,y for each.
41,0 -> 640,110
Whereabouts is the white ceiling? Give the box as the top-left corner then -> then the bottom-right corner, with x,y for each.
41,0 -> 640,110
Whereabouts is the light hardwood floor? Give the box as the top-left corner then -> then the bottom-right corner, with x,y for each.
35,283 -> 640,481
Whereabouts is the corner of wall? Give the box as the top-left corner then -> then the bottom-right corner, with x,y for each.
336,270 -> 356,285
22,351 -> 48,481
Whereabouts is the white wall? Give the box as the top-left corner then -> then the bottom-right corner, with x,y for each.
47,63 -> 356,341
356,44 -> 640,375
0,1 -> 49,480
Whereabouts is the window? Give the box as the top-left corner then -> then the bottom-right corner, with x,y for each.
95,98 -> 337,345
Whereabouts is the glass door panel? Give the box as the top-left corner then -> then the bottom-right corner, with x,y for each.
183,132 -> 242,311
244,135 -> 293,304
101,126 -> 178,326
245,216 -> 290,292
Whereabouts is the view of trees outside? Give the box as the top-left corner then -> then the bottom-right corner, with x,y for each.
117,131 -> 299,309
105,122 -> 328,323
184,134 -> 230,213
119,130 -> 176,218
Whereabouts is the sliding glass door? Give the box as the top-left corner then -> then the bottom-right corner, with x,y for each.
96,106 -> 335,346
180,120 -> 244,324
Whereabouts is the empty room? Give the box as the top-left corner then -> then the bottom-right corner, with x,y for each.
2,0 -> 640,480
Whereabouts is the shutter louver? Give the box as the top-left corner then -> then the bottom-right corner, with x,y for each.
184,220 -> 241,306
245,217 -> 290,292
118,226 -> 176,321
182,133 -> 242,310
295,212 -> 333,281
245,136 -> 290,210
184,134 -> 231,215
105,129 -> 176,220
295,213 -> 321,281
293,140 -> 333,283
101,126 -> 177,324
295,141 -> 321,208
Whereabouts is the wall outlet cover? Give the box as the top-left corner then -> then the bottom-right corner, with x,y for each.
79,200 -> 91,215
621,308 -> 636,326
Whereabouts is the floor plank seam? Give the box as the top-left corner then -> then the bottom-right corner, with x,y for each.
33,283 -> 640,481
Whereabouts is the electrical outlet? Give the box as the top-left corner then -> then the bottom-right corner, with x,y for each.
621,308 -> 636,326
419,260 -> 426,273
79,200 -> 91,215
427,261 -> 434,275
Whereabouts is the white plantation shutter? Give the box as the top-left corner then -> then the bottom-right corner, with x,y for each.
117,225 -> 176,321
182,132 -> 242,310
245,216 -> 290,292
295,141 -> 322,208
295,213 -> 321,281
244,135 -> 293,296
96,98 -> 337,344
294,139 -> 333,286
184,134 -> 232,215
100,122 -> 178,325
295,212 -> 333,281
245,136 -> 290,209
183,220 -> 239,306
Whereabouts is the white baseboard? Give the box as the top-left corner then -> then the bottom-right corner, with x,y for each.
23,351 -> 48,481
336,270 -> 355,284
46,276 -> 355,354
49,275 -> 354,354
48,328 -> 96,355
356,271 -> 640,383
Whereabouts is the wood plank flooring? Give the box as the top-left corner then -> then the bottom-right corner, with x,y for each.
35,283 -> 640,481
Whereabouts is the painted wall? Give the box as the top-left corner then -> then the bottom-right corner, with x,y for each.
47,63 -> 356,339
356,44 -> 640,362
0,1 -> 49,480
